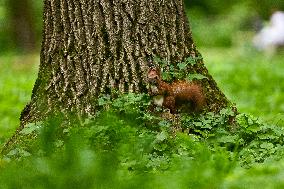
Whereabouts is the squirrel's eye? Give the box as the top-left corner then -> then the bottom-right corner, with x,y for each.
149,79 -> 157,84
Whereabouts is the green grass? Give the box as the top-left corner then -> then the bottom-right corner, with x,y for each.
202,46 -> 284,123
0,54 -> 38,144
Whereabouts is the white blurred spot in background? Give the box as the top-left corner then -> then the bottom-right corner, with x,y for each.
253,11 -> 284,55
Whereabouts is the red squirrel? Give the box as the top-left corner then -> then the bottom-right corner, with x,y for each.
148,68 -> 205,113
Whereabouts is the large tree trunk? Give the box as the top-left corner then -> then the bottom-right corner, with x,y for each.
19,0 -> 228,128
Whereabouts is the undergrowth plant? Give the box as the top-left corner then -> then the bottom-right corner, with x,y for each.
153,56 -> 207,82
1,92 -> 284,188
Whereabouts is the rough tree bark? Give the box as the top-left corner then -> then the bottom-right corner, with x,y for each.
3,0 -> 229,152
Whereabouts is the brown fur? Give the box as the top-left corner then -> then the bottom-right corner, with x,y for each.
148,68 -> 205,113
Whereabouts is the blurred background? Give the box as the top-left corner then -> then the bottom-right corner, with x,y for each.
0,0 -> 284,143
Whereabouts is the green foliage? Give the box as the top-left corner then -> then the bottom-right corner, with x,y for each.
1,93 -> 284,188
153,56 -> 206,82
187,1 -> 284,47
188,3 -> 256,48
20,122 -> 41,135
203,47 -> 284,121
0,54 -> 38,145
237,114 -> 284,166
